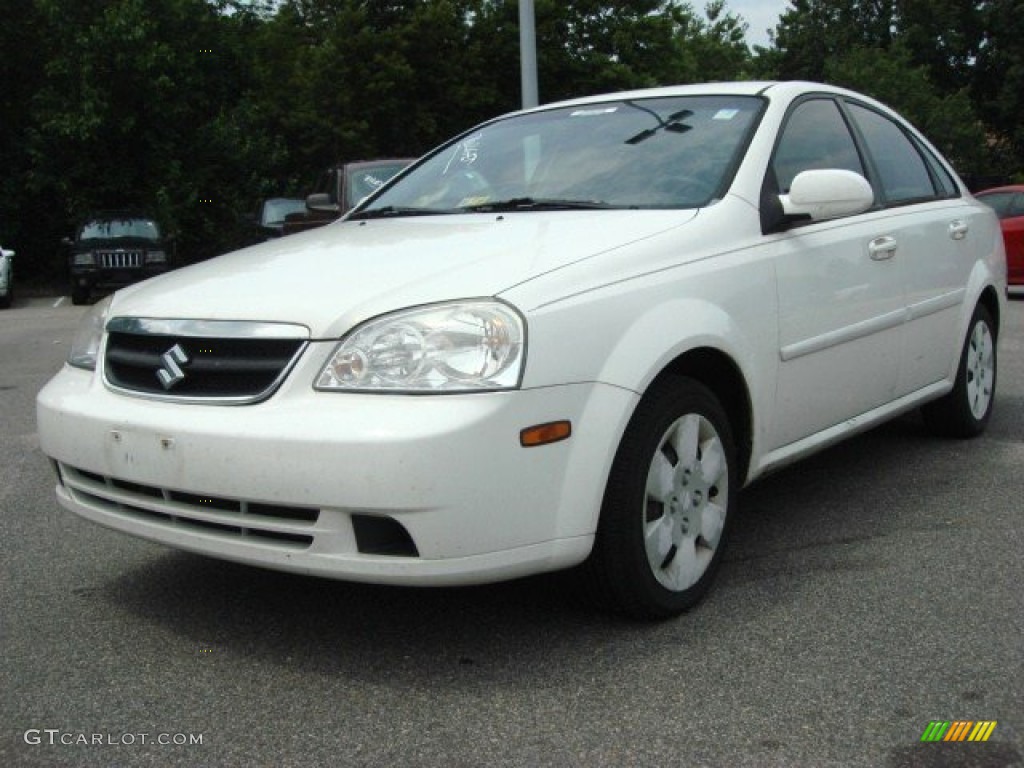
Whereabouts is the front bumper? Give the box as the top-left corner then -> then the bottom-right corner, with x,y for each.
71,266 -> 167,292
37,357 -> 636,585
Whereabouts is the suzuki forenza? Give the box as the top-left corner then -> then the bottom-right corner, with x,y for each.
38,82 -> 1006,618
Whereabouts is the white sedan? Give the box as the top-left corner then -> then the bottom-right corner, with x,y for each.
37,81 -> 1006,618
0,243 -> 13,308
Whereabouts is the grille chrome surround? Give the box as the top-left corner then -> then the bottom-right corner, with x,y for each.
102,317 -> 309,404
59,463 -> 319,550
97,250 -> 143,268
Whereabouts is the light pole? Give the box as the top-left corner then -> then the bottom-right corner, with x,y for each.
519,0 -> 538,108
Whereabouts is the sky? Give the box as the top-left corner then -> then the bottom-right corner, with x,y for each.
725,0 -> 790,49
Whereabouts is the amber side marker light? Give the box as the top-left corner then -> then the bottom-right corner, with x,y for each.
520,420 -> 572,447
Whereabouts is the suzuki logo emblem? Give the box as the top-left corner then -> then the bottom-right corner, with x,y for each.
156,344 -> 189,390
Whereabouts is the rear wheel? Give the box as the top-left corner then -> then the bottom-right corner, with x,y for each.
922,304 -> 997,438
587,377 -> 737,619
71,287 -> 90,306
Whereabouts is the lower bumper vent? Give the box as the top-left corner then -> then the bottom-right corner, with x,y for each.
59,464 -> 318,550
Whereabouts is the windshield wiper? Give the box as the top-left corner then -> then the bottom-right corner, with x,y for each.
623,103 -> 693,145
348,206 -> 453,220
459,197 -> 621,213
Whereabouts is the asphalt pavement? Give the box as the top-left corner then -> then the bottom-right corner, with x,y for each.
1,294 -> 1022,767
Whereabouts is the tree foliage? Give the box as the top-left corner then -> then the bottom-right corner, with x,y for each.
756,0 -> 1015,181
1,0 -> 1021,287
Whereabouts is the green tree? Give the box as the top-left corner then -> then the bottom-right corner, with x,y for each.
973,0 -> 1024,176
250,0 -> 494,176
824,43 -> 989,176
471,0 -> 752,106
756,0 -> 898,81
24,0 -> 284,269
0,0 -> 46,259
756,0 -> 1004,180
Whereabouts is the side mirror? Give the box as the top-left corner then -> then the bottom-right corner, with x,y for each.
780,169 -> 874,221
1,248 -> 13,259
306,193 -> 339,214
61,236 -> 73,247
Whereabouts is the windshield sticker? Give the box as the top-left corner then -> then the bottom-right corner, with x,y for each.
361,173 -> 387,190
570,107 -> 619,117
713,109 -> 740,121
458,195 -> 491,208
443,133 -> 482,174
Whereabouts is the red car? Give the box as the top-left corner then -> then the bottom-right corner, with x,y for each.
976,185 -> 1024,285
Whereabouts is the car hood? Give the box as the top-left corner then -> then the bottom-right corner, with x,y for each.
111,211 -> 696,338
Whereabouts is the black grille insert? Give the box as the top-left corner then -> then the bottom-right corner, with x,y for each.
104,329 -> 306,401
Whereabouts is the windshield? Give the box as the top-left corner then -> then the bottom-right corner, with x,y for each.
348,162 -> 411,205
358,95 -> 763,216
80,217 -> 161,241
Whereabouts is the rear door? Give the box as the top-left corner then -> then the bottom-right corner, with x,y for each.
841,101 -> 979,396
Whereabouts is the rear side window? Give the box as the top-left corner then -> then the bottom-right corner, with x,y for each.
921,148 -> 958,197
846,103 -> 935,204
977,192 -> 1016,218
1009,193 -> 1024,218
773,99 -> 864,193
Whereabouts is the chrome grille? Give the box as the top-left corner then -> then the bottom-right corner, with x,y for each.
97,250 -> 143,268
59,463 -> 319,550
103,317 -> 309,403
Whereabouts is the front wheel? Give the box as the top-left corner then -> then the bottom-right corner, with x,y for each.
922,304 -> 997,438
587,377 -> 737,619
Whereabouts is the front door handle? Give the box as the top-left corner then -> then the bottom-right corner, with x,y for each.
868,235 -> 898,260
949,220 -> 969,240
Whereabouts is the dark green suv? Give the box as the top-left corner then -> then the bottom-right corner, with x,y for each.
66,213 -> 173,305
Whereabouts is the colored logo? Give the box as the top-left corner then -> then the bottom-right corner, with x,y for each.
921,721 -> 997,742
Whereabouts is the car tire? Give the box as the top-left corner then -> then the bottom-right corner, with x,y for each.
0,292 -> 10,309
922,303 -> 997,438
71,288 -> 89,306
587,376 -> 737,619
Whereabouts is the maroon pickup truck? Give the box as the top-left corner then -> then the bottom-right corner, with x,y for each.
283,158 -> 414,235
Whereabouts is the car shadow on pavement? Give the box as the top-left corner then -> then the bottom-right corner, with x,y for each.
99,550 -> 663,690
87,401 -> 1017,690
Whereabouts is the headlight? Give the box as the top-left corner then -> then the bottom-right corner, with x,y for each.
145,249 -> 167,264
73,252 -> 96,266
68,295 -> 112,370
315,300 -> 525,393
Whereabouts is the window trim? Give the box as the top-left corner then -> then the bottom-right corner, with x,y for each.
839,98 -> 962,208
761,92 -> 964,233
761,93 -> 874,233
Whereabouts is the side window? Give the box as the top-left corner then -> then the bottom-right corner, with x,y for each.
920,144 -> 958,198
977,192 -> 1014,218
846,103 -> 936,204
1010,194 -> 1024,218
772,99 -> 865,193
312,169 -> 337,202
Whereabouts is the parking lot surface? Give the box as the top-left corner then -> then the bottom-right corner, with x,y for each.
2,295 -> 1022,767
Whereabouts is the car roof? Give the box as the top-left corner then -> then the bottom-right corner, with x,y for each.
81,210 -> 158,222
536,80 -> 859,105
976,185 -> 1024,195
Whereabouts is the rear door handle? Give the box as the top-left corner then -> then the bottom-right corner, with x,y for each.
949,220 -> 969,240
868,235 -> 898,260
